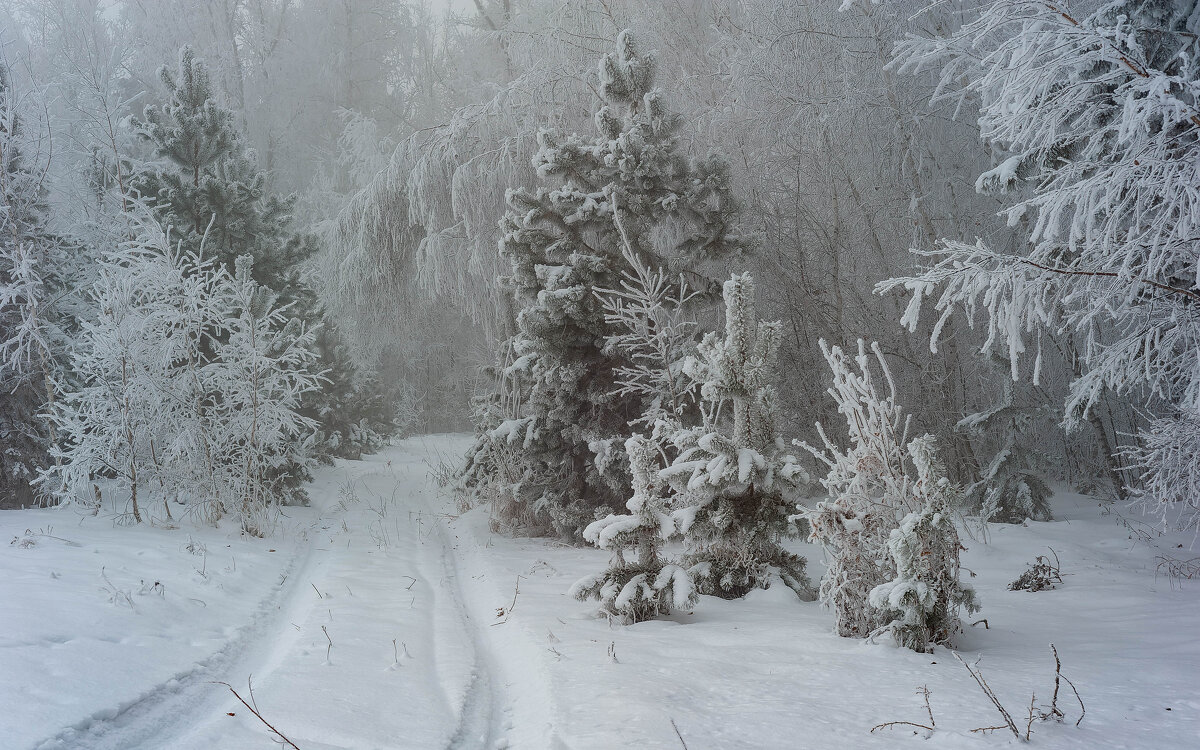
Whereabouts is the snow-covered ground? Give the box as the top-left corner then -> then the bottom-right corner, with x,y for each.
4,435 -> 1199,749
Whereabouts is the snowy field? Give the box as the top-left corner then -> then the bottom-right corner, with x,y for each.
4,435 -> 1199,749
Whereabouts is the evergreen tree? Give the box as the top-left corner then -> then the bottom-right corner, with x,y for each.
958,353 -> 1052,523
661,273 -> 812,599
134,46 -> 312,293
868,436 -> 979,652
571,434 -> 697,623
134,47 -> 391,466
465,30 -> 746,538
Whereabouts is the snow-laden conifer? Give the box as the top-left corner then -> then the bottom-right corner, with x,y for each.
957,353 -> 1052,524
571,434 -> 697,623
135,46 -> 388,465
869,436 -> 979,652
661,273 -> 811,599
464,29 -> 745,538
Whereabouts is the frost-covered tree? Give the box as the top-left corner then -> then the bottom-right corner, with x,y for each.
45,211 -> 320,532
465,29 -> 746,538
661,273 -> 811,599
799,341 -> 911,638
45,220 -> 213,522
571,434 -> 697,623
134,46 -> 390,463
0,60 -> 76,508
869,435 -> 979,652
207,257 -> 323,532
880,0 -> 1200,530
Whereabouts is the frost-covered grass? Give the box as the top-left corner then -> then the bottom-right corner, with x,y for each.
4,436 -> 1199,749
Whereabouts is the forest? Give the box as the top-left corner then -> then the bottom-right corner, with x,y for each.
2,1 -> 1199,748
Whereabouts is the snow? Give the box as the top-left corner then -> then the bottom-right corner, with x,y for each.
5,435 -> 1200,749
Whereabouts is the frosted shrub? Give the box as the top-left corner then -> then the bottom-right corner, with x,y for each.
798,341 -> 910,637
800,341 -> 978,647
45,212 -> 321,533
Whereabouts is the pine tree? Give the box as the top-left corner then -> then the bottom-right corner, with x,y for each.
571,434 -> 698,623
661,273 -> 811,599
134,47 -> 390,466
958,353 -> 1052,523
465,29 -> 746,538
135,46 -> 312,292
868,436 -> 979,652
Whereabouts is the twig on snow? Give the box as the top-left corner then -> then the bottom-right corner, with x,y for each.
670,717 -> 689,749
213,677 -> 300,749
1050,643 -> 1085,726
871,686 -> 936,735
954,651 -> 1020,739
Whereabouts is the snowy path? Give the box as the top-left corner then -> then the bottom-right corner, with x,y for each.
12,437 -> 553,750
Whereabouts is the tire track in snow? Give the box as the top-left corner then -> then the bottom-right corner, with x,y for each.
28,511 -> 332,750
432,504 -> 509,750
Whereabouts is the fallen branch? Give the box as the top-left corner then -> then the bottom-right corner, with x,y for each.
871,686 -> 936,735
213,678 -> 300,749
670,717 -> 689,750
954,651 -> 1020,739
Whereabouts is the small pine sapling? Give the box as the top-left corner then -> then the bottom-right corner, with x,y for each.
571,435 -> 697,623
662,273 -> 812,599
596,234 -> 702,432
869,436 -> 979,652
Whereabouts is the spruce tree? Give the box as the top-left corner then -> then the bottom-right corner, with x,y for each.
958,353 -> 1052,523
661,273 -> 812,599
465,30 -> 746,538
134,47 -> 390,467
